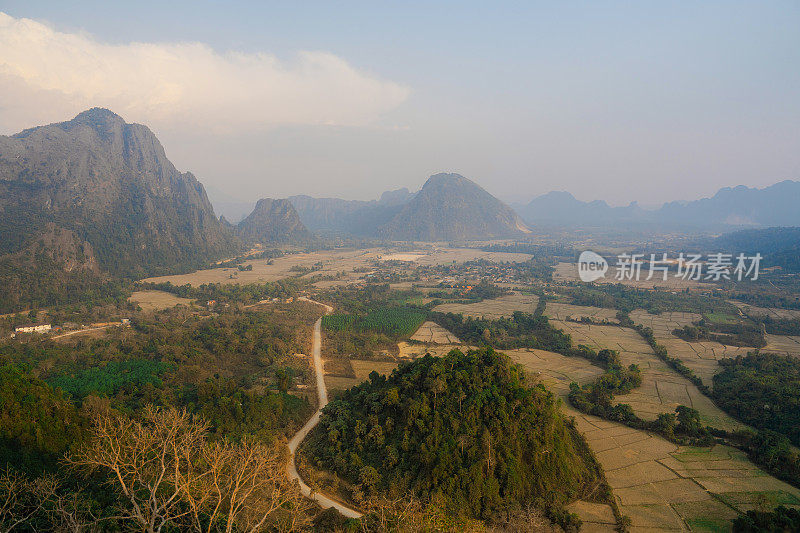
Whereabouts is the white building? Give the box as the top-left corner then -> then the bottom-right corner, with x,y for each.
15,324 -> 52,334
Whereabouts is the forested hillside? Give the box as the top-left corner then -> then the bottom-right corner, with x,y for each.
304,348 -> 612,529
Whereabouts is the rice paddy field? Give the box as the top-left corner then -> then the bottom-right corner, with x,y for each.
550,318 -> 746,431
505,335 -> 800,532
128,290 -> 194,311
545,301 -> 621,323
763,333 -> 800,357
629,309 -> 754,384
432,292 -> 539,319
409,321 -> 462,344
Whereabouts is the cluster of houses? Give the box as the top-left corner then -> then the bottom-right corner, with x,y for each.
11,319 -> 131,338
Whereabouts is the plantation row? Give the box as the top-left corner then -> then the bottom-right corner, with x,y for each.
322,307 -> 427,337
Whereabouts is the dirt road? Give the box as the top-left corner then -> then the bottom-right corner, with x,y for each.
287,299 -> 362,519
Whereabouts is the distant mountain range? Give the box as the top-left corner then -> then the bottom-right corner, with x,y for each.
512,180 -> 800,230
288,188 -> 415,236
3,107 -> 799,313
288,174 -> 529,240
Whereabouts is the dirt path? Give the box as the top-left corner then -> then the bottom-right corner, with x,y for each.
287,298 -> 362,519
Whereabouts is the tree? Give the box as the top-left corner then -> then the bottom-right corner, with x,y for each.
69,406 -> 308,533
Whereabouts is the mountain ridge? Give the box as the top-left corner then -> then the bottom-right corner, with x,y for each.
0,108 -> 240,310
236,198 -> 311,244
516,179 -> 800,229
378,173 -> 530,240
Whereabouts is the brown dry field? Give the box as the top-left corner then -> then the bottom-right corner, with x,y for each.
397,341 -> 469,359
550,319 -> 746,432
553,262 -> 705,290
410,321 -> 462,344
545,302 -> 620,323
141,247 -> 532,287
507,345 -> 800,531
764,334 -> 800,357
128,290 -> 194,312
630,309 -> 754,384
324,360 -> 400,392
351,359 -> 399,380
727,303 -> 800,357
432,292 -> 539,319
731,302 -> 800,320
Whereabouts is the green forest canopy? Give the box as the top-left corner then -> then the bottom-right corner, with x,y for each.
304,348 -> 611,528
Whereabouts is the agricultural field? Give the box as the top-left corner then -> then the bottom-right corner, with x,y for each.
410,321 -> 462,344
504,348 -> 605,395
544,302 -> 620,323
763,333 -> 800,357
571,407 -> 800,533
550,319 -> 747,431
141,247 -> 533,287
396,341 -> 472,359
350,359 -> 398,381
630,309 -> 753,384
128,290 -> 194,311
629,310 -> 702,333
505,344 -> 800,532
323,359 -> 399,393
432,292 -> 539,319
732,302 -> 800,320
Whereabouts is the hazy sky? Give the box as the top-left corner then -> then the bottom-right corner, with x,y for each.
1,1 -> 799,206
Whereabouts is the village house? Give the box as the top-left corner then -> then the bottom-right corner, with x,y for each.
14,324 -> 52,334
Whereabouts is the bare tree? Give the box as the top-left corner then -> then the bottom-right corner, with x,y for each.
0,466 -> 51,531
69,405 -> 309,533
358,494 -> 484,533
186,438 -> 310,533
69,406 -> 211,532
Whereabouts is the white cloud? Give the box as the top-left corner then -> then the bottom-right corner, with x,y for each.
0,12 -> 410,134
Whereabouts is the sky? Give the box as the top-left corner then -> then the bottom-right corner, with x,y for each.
0,1 -> 799,207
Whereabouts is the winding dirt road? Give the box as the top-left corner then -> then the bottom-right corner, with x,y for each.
287,298 -> 363,519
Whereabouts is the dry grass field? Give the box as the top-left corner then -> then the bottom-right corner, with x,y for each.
545,302 -> 620,323
764,333 -> 800,357
630,309 -> 754,384
504,348 -> 605,395
141,247 -> 533,287
324,360 -> 400,393
128,290 -> 194,311
432,292 -> 539,319
396,341 -> 469,359
504,344 -> 800,531
410,321 -> 462,344
350,359 -> 399,380
550,319 -> 746,431
732,302 -> 800,320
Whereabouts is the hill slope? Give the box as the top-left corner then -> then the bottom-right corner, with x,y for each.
0,108 -> 239,310
236,198 -> 310,243
304,348 -> 608,525
379,173 -> 530,240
